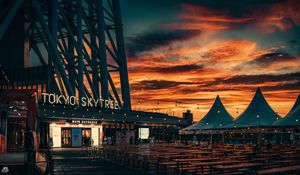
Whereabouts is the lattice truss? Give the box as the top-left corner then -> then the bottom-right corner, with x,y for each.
0,0 -> 131,110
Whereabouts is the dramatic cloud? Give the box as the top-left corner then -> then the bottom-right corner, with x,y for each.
263,81 -> 300,91
131,80 -> 194,91
250,52 -> 297,66
155,64 -> 204,73
168,0 -> 300,34
127,29 -> 200,57
120,0 -> 300,121
222,72 -> 300,85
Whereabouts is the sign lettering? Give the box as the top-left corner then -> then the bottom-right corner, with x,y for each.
42,93 -> 120,110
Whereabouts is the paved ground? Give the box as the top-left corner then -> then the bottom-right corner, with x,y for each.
50,148 -> 142,175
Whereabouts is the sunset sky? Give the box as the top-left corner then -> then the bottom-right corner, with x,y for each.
119,0 -> 300,121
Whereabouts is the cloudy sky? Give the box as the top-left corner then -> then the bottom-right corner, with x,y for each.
118,0 -> 300,121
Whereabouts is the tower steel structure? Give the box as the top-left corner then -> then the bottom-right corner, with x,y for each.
0,0 -> 131,110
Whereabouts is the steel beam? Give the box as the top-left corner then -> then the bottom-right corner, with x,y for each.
96,0 -> 109,101
30,0 -> 75,96
66,2 -> 76,93
88,1 -> 100,99
57,6 -> 98,97
77,0 -> 84,100
0,0 -> 23,41
111,0 -> 131,110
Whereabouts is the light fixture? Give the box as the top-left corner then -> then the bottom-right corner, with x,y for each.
256,114 -> 259,118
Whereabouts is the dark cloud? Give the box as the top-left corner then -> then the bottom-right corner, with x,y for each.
124,0 -> 281,16
129,64 -> 204,74
156,64 -> 203,73
222,72 -> 300,85
184,0 -> 282,17
126,29 -> 199,57
263,81 -> 300,91
131,80 -> 193,90
196,72 -> 300,88
250,52 -> 297,66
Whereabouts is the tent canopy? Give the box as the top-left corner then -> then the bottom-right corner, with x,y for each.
182,95 -> 233,131
224,88 -> 279,128
273,95 -> 300,126
288,95 -> 300,115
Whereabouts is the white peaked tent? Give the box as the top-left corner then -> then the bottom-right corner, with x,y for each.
225,88 -> 279,128
182,95 -> 234,131
273,95 -> 300,126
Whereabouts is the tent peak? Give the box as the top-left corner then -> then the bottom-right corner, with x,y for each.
255,87 -> 262,94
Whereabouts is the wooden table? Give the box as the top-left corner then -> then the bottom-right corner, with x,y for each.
212,162 -> 262,175
256,165 -> 300,174
172,157 -> 219,175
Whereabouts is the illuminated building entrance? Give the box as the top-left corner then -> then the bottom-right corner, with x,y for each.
82,128 -> 91,146
7,118 -> 26,151
61,128 -> 71,147
49,123 -> 102,148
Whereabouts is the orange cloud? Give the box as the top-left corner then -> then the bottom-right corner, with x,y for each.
121,1 -> 300,121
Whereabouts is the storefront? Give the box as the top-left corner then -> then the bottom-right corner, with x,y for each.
49,121 -> 103,147
39,101 -> 190,148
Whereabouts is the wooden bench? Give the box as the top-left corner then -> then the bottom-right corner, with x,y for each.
256,165 -> 300,174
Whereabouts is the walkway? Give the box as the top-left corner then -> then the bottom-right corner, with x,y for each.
50,148 -> 142,175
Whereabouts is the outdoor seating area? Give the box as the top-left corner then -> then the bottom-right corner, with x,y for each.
86,143 -> 300,175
